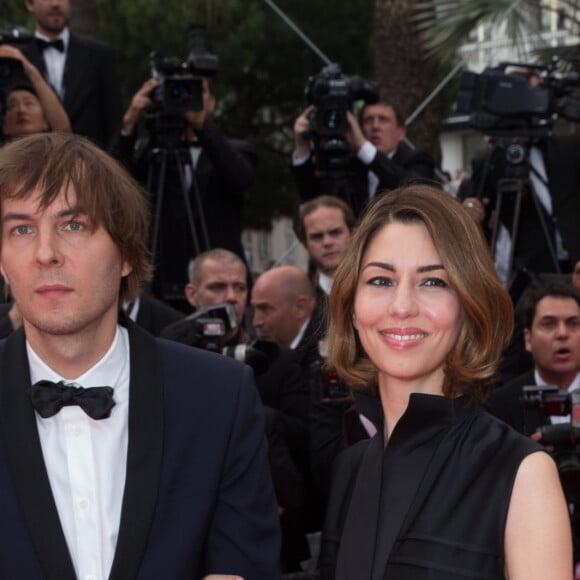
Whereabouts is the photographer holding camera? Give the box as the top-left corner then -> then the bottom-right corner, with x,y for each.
292,95 -> 435,217
488,280 -> 580,434
0,44 -> 70,142
111,26 -> 255,305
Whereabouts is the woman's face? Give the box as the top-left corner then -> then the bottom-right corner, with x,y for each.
353,221 -> 462,394
3,89 -> 49,139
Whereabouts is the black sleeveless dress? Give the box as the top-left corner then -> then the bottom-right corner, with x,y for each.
320,392 -> 543,580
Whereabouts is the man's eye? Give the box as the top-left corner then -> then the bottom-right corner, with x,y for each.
65,221 -> 83,232
13,225 -> 32,236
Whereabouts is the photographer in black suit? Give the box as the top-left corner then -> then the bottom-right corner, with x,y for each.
292,99 -> 434,217
111,72 -> 255,304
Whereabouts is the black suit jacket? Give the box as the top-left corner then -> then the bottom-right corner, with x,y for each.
22,33 -> 123,148
0,321 -> 281,579
292,144 -> 435,217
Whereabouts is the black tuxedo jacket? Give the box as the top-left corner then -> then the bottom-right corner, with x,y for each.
292,144 -> 435,217
22,33 -> 123,148
0,321 -> 280,579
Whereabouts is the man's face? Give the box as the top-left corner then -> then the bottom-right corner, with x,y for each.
0,185 -> 132,351
524,295 -> 580,388
251,277 -> 297,346
26,0 -> 70,36
303,206 -> 351,276
360,103 -> 405,156
186,258 -> 248,328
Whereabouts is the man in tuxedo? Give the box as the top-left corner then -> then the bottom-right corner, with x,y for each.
0,133 -> 280,580
111,76 -> 255,305
292,100 -> 435,217
488,281 -> 580,434
21,0 -> 123,148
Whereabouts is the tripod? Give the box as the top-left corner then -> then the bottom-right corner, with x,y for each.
145,126 -> 210,303
480,138 -> 561,290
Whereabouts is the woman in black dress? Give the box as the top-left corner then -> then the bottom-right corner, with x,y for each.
321,184 -> 571,579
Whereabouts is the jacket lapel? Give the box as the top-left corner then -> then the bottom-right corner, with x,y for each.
0,328 -> 77,580
108,320 -> 164,580
336,434 -> 383,580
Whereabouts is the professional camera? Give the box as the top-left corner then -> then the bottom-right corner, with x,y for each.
187,302 -> 275,375
522,384 -> 580,559
307,339 -> 351,404
304,63 -> 378,175
149,23 -> 218,116
522,385 -> 580,489
0,26 -> 33,92
456,60 -> 580,136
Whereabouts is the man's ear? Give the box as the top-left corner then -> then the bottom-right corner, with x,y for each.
185,283 -> 198,307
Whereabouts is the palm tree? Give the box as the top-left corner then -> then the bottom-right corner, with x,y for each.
374,0 -> 444,163
415,0 -> 580,63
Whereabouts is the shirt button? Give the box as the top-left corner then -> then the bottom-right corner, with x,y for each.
79,499 -> 89,510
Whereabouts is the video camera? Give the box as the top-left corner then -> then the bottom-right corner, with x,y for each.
304,63 -> 378,174
522,385 -> 580,490
149,23 -> 218,116
187,302 -> 276,375
0,26 -> 33,93
456,60 -> 580,137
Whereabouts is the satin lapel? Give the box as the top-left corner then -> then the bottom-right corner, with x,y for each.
62,35 -> 85,115
0,328 -> 76,580
109,321 -> 164,580
336,434 -> 383,580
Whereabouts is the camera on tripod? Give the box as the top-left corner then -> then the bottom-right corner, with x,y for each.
456,59 -> 580,135
304,63 -> 378,174
522,385 -> 580,489
149,24 -> 218,116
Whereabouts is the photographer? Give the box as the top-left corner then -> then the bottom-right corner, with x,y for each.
291,99 -> 435,217
111,47 -> 255,304
488,280 -> 580,434
0,44 -> 71,141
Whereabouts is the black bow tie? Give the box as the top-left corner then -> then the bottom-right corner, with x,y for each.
29,380 -> 115,420
36,37 -> 65,53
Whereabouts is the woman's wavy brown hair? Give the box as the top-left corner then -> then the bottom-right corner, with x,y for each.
326,184 -> 514,402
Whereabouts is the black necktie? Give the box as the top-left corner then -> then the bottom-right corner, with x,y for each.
36,38 -> 65,53
29,380 -> 115,420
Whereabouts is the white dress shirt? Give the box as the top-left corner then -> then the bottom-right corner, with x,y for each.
35,27 -> 69,99
28,325 -> 130,580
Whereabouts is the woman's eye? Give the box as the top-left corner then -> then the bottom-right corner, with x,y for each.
422,277 -> 448,288
368,276 -> 393,287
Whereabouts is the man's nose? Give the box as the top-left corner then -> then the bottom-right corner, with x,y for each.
34,230 -> 62,267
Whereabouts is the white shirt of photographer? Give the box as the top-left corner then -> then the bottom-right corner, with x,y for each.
28,325 -> 130,580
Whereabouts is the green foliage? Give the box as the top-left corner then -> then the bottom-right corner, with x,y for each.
2,0 -> 374,229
